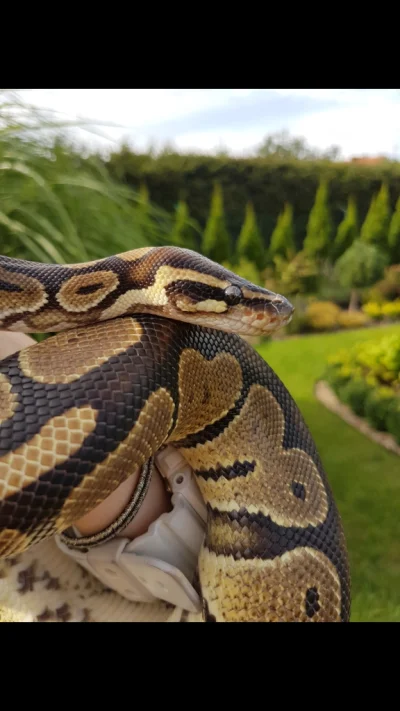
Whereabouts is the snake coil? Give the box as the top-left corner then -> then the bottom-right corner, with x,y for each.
0,246 -> 350,621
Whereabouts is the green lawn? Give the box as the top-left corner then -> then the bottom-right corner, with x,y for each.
256,325 -> 400,622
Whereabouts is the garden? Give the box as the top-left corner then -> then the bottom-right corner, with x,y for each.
0,90 -> 399,622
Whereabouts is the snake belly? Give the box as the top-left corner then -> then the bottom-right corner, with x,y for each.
0,247 -> 351,622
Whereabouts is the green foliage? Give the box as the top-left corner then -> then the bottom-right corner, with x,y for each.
170,199 -> 197,250
362,301 -> 384,320
272,250 -> 319,296
139,181 -> 149,209
283,298 -> 368,336
333,196 -> 358,260
269,202 -> 295,261
236,201 -> 265,266
0,92 -> 174,265
363,299 -> 400,322
326,332 -> 400,389
388,196 -> 400,263
325,331 -> 400,443
335,239 -> 388,291
256,130 -> 341,161
284,311 -> 311,336
364,387 -> 398,431
317,279 -> 352,309
107,147 -> 400,254
222,257 -> 263,286
337,310 -> 368,329
202,182 -> 231,263
360,183 -> 391,252
338,377 -> 373,417
386,399 -> 400,443
303,181 -> 333,260
367,265 -> 400,302
305,300 -> 341,331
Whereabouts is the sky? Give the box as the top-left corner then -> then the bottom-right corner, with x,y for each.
20,88 -> 400,160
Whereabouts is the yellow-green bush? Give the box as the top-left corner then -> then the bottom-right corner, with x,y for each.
362,302 -> 383,320
305,301 -> 341,331
338,377 -> 374,416
364,387 -> 398,432
381,300 -> 400,320
337,310 -> 368,329
284,299 -> 371,335
323,333 -> 400,441
362,299 -> 400,322
368,265 -> 400,302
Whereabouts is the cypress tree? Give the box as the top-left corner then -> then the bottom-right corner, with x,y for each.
332,196 -> 358,260
171,199 -> 196,250
237,201 -> 265,266
202,182 -> 231,263
360,182 -> 391,251
388,196 -> 400,264
303,181 -> 333,260
269,202 -> 295,261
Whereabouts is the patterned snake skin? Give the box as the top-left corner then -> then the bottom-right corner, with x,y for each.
0,246 -> 350,622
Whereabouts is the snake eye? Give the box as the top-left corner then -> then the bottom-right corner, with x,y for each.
224,285 -> 242,306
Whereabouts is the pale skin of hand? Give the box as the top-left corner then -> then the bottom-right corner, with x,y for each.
0,331 -> 172,541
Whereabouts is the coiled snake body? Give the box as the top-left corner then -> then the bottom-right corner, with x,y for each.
0,246 -> 350,621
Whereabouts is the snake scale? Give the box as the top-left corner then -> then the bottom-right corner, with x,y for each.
0,245 -> 350,622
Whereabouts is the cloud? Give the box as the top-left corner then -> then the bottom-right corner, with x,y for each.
23,88 -> 400,159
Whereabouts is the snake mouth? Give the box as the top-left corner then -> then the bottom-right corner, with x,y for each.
157,291 -> 294,337
236,293 -> 295,335
270,293 -> 295,321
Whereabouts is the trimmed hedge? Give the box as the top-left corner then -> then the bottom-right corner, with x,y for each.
106,148 -> 400,250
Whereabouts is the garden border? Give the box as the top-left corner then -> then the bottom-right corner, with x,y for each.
314,380 -> 400,457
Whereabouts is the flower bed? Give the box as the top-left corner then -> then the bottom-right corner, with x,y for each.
322,333 -> 400,444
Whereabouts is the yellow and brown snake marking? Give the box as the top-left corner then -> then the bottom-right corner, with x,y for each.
56,271 -> 119,312
0,529 -> 30,558
21,308 -> 105,333
99,265 -> 230,322
179,384 -> 328,528
57,388 -> 174,529
0,406 -> 98,500
171,351 -> 242,441
0,265 -> 47,319
19,318 -> 143,384
0,374 -> 17,425
117,247 -> 155,262
0,245 -> 351,622
198,548 -> 341,622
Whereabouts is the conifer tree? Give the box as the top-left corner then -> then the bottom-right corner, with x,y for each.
171,199 -> 196,250
237,201 -> 265,266
332,196 -> 358,260
388,196 -> 400,263
303,181 -> 333,260
202,182 -> 231,263
360,182 -> 391,251
269,202 -> 295,261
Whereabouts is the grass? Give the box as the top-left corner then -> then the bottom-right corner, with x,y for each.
256,324 -> 400,622
0,90 -> 175,264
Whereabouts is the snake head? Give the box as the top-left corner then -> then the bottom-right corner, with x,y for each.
162,250 -> 294,336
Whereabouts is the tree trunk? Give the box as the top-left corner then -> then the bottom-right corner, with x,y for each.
349,288 -> 359,311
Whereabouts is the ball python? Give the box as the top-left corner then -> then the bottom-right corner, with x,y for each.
0,245 -> 351,622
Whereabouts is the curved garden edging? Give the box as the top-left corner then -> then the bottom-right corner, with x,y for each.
314,380 -> 400,457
